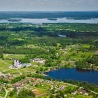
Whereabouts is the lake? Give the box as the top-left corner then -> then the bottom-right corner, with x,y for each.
45,68 -> 98,85
0,18 -> 98,24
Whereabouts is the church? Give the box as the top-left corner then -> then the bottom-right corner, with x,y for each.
9,59 -> 32,69
13,60 -> 22,68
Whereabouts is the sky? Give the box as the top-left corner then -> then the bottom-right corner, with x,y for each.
0,0 -> 98,11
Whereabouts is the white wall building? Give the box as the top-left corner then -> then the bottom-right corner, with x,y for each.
13,60 -> 22,68
12,59 -> 31,68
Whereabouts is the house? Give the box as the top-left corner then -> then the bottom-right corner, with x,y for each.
77,89 -> 88,96
0,72 -> 12,80
31,58 -> 46,64
13,83 -> 21,90
32,82 -> 37,86
32,78 -> 38,81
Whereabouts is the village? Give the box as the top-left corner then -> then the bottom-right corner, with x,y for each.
0,57 -> 94,98
0,72 -> 90,98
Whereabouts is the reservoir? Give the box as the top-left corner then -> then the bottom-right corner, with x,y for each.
45,68 -> 98,85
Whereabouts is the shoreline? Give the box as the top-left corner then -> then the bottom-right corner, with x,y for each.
44,67 -> 98,73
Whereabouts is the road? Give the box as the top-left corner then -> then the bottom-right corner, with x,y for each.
4,87 -> 9,98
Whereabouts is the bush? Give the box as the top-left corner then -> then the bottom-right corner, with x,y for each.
17,89 -> 35,98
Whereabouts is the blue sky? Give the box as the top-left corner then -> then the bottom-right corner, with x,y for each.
0,0 -> 98,11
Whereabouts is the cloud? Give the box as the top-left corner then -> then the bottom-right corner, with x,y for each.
0,0 -> 98,11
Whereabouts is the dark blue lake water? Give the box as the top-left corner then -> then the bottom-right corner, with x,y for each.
45,68 -> 98,85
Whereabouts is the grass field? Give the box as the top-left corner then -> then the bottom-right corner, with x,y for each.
3,54 -> 25,60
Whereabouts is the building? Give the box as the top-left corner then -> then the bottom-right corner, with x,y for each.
9,59 -> 32,69
77,89 -> 88,96
31,58 -> 46,64
13,83 -> 21,90
14,60 -> 22,68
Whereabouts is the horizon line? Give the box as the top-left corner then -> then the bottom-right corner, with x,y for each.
0,10 -> 98,12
